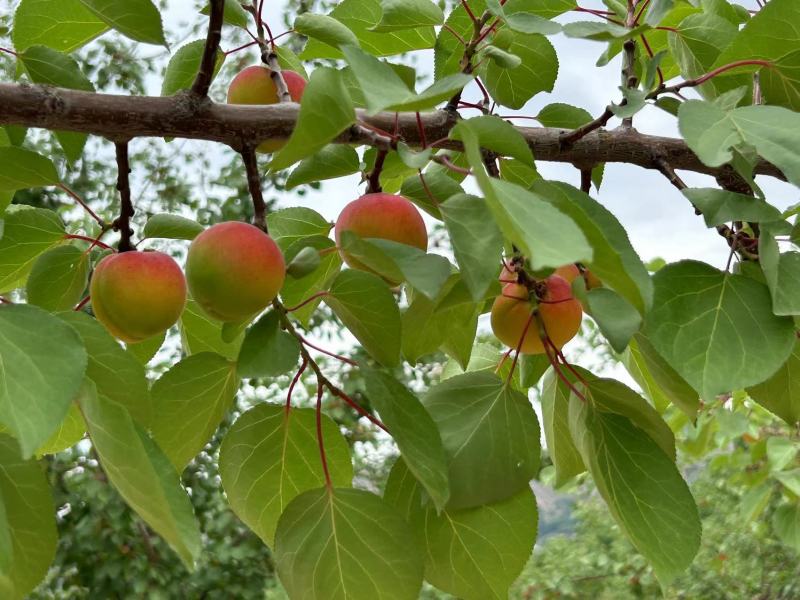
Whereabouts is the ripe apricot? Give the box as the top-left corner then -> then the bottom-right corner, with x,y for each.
90,251 -> 186,343
490,276 -> 582,355
335,193 -> 428,282
226,66 -> 306,153
186,222 -> 285,322
554,263 -> 602,289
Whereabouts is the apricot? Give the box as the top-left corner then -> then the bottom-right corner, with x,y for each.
226,65 -> 306,153
554,263 -> 602,289
185,222 -> 285,322
490,276 -> 582,355
334,193 -> 428,282
90,251 -> 186,343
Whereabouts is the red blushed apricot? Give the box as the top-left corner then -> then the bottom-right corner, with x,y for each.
90,251 -> 186,343
554,263 -> 603,289
490,276 -> 583,355
185,222 -> 285,322
226,66 -> 306,153
335,193 -> 428,282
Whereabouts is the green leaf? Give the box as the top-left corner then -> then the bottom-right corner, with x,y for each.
287,246 -> 322,278
286,145 -> 360,189
774,469 -> 800,496
748,340 -> 800,427
668,13 -> 736,99
219,404 -> 353,547
440,194 -> 503,302
423,371 -> 540,509
12,0 -> 108,52
275,46 -> 309,81
767,437 -> 797,472
149,352 -> 238,471
26,244 -> 89,311
568,397 -> 701,583
126,332 -> 164,365
541,369 -> 586,487
267,207 -> 332,252
486,0 -> 562,35
78,0 -> 166,46
19,45 -> 94,162
683,188 -> 782,226
740,483 -> 773,523
363,368 -> 450,510
384,459 -> 538,600
396,143 -> 432,170
237,311 -> 300,379
0,304 -> 86,457
773,504 -> 800,553
440,342 -> 519,388
0,207 -> 64,291
536,102 -> 593,128
645,0 -> 674,26
78,383 -> 201,568
481,31 -> 558,109
294,13 -> 360,50
370,0 -> 443,32
563,21 -> 649,41
678,102 -> 800,188
301,0 -> 436,59
0,147 -> 59,191
324,269 -> 401,366
280,237 -> 342,326
449,115 -> 534,166
644,260 -> 796,400
400,168 -> 464,219
0,433 -> 57,599
481,45 -> 522,69
275,487 -> 424,599
434,0 -> 485,80
586,287 -> 642,353
143,213 -> 204,240
35,399 -> 85,455
759,222 -> 800,316
161,39 -> 225,96
199,0 -> 249,29
180,298 -> 244,360
270,68 -> 356,171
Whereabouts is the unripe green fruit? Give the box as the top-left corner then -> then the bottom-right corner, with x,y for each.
334,193 -> 428,283
185,221 -> 286,322
490,276 -> 582,355
90,250 -> 186,343
226,65 -> 306,153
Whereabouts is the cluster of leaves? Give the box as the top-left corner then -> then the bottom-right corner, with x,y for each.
1,0 -> 800,598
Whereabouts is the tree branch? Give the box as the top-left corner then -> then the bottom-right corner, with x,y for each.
0,84 -> 786,181
114,141 -> 135,252
191,0 -> 225,97
240,145 -> 268,231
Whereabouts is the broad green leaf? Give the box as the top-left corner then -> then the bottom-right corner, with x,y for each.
275,487 -> 424,599
773,504 -> 800,553
0,147 -> 59,191
0,433 -> 57,599
78,0 -> 166,46
563,21 -> 648,41
740,483 -> 772,524
400,168 -> 463,219
644,260 -> 796,400
370,0 -> 443,32
287,246 -> 322,278
294,13 -> 360,50
536,102 -> 593,128
35,400 -> 85,455
423,371 -> 540,509
396,143 -> 432,170
499,157 -> 542,189
586,287 -> 642,353
161,39 -> 225,96
434,0 -> 486,80
645,0 -> 674,26
384,459 -> 538,600
280,236 -> 342,326
180,298 -> 244,359
440,194 -> 503,302
440,342 -> 521,389
286,145 -> 360,189
0,304 -> 86,457
150,352 -> 238,470
482,31 -> 558,109
439,301 -> 482,370
748,341 -> 800,427
301,0 -> 436,59
683,188 -> 782,226
481,45 -> 522,69
486,0 -> 562,35
0,191 -> 12,214
569,397 -> 701,583
449,115 -> 534,166
767,437 -> 796,472
541,369 -> 586,487
0,207 -> 64,291
324,269 -> 401,366
19,45 -> 94,162
363,369 -> 449,510
678,102 -> 800,188
199,0 -> 249,29
58,311 -> 151,427
219,404 -> 353,547
12,0 -> 108,52
26,244 -> 89,311
270,68 -> 356,171
267,207 -> 332,252
275,46 -> 309,81
774,469 -> 800,496
78,384 -> 201,568
759,222 -> 800,316
237,311 -> 300,379
143,213 -> 204,240
668,13 -> 736,99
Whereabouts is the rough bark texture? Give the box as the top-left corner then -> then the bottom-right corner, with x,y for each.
0,83 -> 785,181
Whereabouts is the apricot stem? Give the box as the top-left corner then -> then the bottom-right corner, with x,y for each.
314,376 -> 333,489
74,295 -> 91,311
417,171 -> 440,207
495,347 -> 513,374
286,356 -> 308,414
507,309 -> 536,385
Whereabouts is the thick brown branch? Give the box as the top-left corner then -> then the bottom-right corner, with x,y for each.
0,84 -> 786,181
114,142 -> 135,252
191,0 -> 225,97
241,145 -> 267,231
